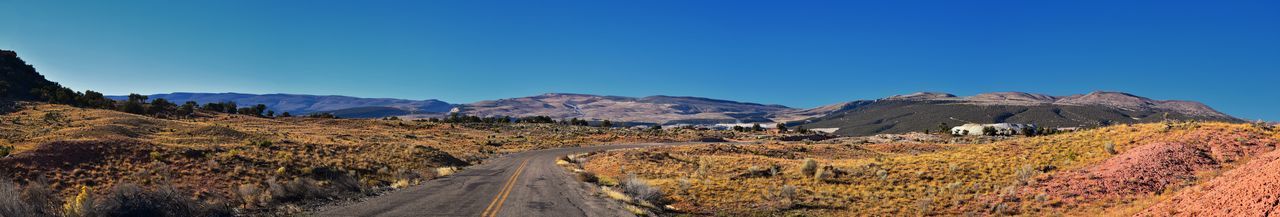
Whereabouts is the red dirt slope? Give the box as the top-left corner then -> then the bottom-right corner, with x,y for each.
1008,126 -> 1278,213
1138,147 -> 1280,216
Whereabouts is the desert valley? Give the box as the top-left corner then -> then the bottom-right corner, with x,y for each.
3,46 -> 1279,217
3,1 -> 1279,216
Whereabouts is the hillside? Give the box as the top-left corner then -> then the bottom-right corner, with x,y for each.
109,92 -> 454,116
0,50 -> 86,106
800,91 -> 1240,136
0,102 -> 711,216
452,93 -> 797,124
577,122 -> 1280,216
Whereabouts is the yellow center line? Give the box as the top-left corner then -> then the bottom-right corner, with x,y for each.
480,159 -> 529,217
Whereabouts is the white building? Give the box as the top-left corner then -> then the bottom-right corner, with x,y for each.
951,123 -> 1037,136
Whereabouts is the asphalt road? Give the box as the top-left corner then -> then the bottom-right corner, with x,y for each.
315,143 -> 678,217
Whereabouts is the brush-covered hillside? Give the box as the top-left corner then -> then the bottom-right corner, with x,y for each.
0,102 -> 714,216
108,92 -> 454,117
799,92 -> 1241,136
575,122 -> 1279,216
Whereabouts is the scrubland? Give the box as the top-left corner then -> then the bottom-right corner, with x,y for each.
0,103 -> 714,216
580,122 -> 1280,216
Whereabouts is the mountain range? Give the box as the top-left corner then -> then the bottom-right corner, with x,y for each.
798,91 -> 1239,135
0,49 -> 1239,136
116,90 -> 1240,136
105,93 -> 452,118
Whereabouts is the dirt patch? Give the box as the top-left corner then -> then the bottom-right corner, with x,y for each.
1138,149 -> 1280,216
1026,142 -> 1213,204
1000,127 -> 1279,213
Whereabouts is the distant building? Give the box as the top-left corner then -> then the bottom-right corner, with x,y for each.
951,123 -> 1036,136
808,128 -> 839,134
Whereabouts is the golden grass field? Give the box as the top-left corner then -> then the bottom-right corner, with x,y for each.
580,122 -> 1280,216
0,103 -> 725,215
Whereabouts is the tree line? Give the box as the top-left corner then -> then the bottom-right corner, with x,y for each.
424,113 -> 616,127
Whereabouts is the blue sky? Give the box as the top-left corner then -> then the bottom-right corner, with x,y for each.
2,0 -> 1278,120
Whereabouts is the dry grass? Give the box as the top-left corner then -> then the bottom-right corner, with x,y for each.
581,122 -> 1279,216
0,103 -> 714,215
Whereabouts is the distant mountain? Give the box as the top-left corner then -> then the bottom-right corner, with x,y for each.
798,91 -> 1240,136
450,93 -> 796,124
323,106 -> 415,118
109,93 -> 453,116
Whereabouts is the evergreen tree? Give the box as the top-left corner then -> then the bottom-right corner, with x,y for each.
121,93 -> 147,114
225,101 -> 238,114
179,101 -> 198,116
147,98 -> 177,115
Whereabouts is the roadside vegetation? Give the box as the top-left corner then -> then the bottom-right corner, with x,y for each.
579,122 -> 1279,216
0,102 -> 722,216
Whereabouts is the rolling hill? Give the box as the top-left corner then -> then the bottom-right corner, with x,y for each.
448,93 -> 799,124
798,91 -> 1241,136
109,93 -> 454,116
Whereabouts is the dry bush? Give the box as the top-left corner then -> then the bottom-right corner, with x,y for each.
96,183 -> 231,217
235,184 -> 263,208
266,178 -> 327,204
621,175 -> 666,207
0,145 -> 12,158
63,186 -> 93,217
575,171 -> 599,183
0,103 -> 711,215
436,167 -> 458,177
800,159 -> 818,177
0,181 -> 59,217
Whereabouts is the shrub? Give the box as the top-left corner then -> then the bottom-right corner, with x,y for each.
62,186 -> 93,217
1104,142 -> 1117,155
95,183 -> 201,217
0,181 -> 58,217
0,145 -> 12,158
800,159 -> 818,177
621,175 -> 666,207
436,167 -> 458,177
391,179 -> 411,189
1014,164 -> 1038,185
266,178 -> 327,203
235,184 -> 262,208
575,172 -> 599,183
317,169 -> 363,193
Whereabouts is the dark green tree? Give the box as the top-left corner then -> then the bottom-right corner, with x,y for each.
147,98 -> 177,115
121,93 -> 147,114
179,101 -> 198,116
224,101 -> 238,114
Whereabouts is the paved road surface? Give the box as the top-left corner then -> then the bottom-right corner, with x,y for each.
316,143 -> 679,217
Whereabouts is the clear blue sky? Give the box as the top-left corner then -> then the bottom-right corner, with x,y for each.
2,0 -> 1277,120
